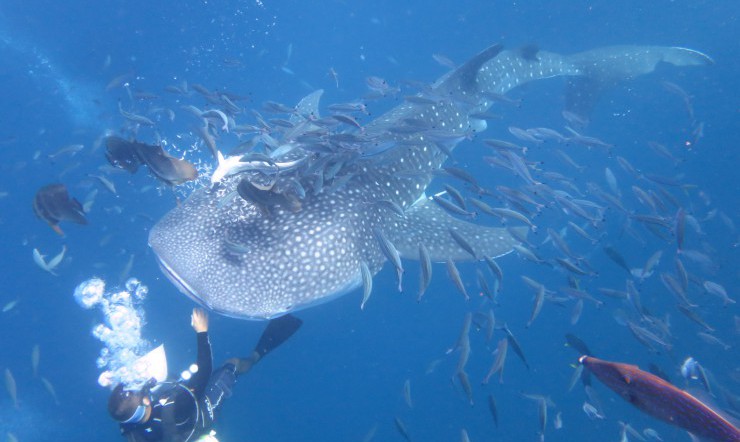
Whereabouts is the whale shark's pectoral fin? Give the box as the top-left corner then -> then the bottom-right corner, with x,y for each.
661,47 -> 714,67
383,197 -> 522,262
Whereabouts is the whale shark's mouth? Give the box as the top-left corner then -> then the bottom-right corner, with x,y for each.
155,255 -> 207,307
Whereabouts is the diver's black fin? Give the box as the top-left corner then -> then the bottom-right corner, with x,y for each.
254,314 -> 303,358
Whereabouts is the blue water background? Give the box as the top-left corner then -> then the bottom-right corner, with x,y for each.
0,1 -> 737,440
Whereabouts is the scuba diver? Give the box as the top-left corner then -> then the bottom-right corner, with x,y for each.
107,308 -> 302,442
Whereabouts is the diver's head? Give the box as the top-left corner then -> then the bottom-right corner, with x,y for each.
107,383 -> 153,424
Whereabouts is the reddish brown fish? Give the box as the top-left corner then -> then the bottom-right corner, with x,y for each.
580,355 -> 739,442
105,136 -> 198,186
33,184 -> 88,235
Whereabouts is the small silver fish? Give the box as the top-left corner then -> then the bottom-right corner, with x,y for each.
2,299 -> 19,313
483,338 -> 508,384
360,262 -> 373,310
32,246 -> 66,276
402,379 -> 412,408
417,244 -> 432,302
446,259 -> 468,301
31,344 -> 40,377
40,377 -> 60,406
88,173 -> 117,195
703,281 -> 734,305
5,368 -> 18,410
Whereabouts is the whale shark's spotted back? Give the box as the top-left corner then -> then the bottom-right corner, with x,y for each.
149,44 -> 712,319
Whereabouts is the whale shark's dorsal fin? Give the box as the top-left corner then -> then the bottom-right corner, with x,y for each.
435,43 -> 504,94
291,89 -> 323,124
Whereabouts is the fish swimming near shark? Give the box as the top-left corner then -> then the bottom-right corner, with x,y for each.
33,183 -> 88,235
105,136 -> 198,186
149,43 -> 712,320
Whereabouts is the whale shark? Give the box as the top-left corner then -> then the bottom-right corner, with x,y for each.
149,44 -> 711,320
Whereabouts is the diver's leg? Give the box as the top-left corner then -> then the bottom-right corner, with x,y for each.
203,363 -> 238,418
225,352 -> 259,376
228,314 -> 303,376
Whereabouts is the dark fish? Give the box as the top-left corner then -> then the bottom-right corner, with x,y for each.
138,145 -> 198,185
33,184 -> 87,235
565,333 -> 592,356
105,136 -> 142,174
105,137 -> 198,186
581,356 -> 740,442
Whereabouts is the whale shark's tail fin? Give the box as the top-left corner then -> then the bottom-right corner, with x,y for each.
564,46 -> 713,124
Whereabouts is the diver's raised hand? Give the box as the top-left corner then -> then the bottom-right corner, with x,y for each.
191,308 -> 209,333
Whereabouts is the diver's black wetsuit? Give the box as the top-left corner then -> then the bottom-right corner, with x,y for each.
119,332 -> 237,442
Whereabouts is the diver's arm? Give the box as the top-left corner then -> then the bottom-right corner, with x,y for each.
188,308 -> 213,396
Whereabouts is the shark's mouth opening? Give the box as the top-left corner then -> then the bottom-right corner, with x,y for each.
155,256 -> 209,308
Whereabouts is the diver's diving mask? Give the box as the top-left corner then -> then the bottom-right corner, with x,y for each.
120,378 -> 157,424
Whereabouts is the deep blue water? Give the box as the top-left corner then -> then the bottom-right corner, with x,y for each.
0,1 -> 738,441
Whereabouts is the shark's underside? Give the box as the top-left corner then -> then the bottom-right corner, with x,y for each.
149,44 -> 711,319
